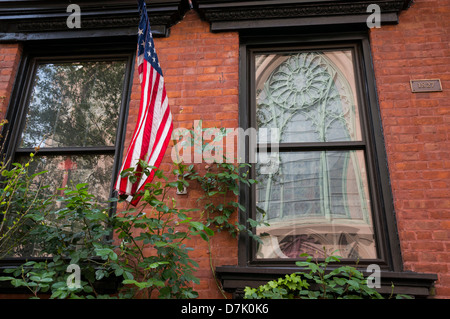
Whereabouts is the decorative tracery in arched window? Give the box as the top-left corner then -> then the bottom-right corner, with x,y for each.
254,50 -> 376,260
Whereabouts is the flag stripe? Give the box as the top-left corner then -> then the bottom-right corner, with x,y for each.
118,59 -> 152,195
115,0 -> 173,205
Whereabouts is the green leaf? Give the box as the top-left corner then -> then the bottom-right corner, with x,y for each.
83,285 -> 94,293
207,191 -> 219,197
95,270 -> 105,281
109,251 -> 118,261
247,218 -> 260,228
39,277 -> 53,283
199,232 -> 209,242
23,261 -> 36,267
347,279 -> 360,289
189,221 -> 204,231
204,226 -> 214,237
76,183 -> 89,190
51,282 -> 66,290
115,268 -> 124,277
333,277 -> 347,286
154,241 -> 168,247
146,261 -> 169,269
3,268 -> 17,274
123,271 -> 134,280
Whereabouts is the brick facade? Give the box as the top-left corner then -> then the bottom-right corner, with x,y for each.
133,3 -> 449,298
0,43 -> 22,118
369,0 -> 450,297
120,11 -> 240,299
159,11 -> 240,298
0,0 -> 448,299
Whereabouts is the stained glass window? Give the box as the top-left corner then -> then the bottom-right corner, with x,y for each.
254,50 -> 377,259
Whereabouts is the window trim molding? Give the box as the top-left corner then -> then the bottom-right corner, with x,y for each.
238,32 -> 401,270
217,30 -> 438,298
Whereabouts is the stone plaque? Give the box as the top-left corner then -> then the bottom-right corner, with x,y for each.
410,79 -> 442,93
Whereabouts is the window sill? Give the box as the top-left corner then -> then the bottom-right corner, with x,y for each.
216,265 -> 438,299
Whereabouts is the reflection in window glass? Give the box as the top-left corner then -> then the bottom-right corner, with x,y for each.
8,58 -> 127,258
18,154 -> 115,203
254,51 -> 376,260
11,154 -> 114,258
20,61 -> 126,148
256,151 -> 375,259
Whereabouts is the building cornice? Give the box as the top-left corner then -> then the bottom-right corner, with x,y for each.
0,0 -> 190,41
194,0 -> 414,31
0,0 -> 414,41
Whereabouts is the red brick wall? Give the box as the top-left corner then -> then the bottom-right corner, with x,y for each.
369,0 -> 450,298
0,43 -> 22,118
119,10 -> 240,298
116,2 -> 450,298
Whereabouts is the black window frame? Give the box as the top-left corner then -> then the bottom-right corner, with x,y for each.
0,38 -> 135,267
237,31 -> 403,273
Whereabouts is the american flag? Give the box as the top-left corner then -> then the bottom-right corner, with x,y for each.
115,0 -> 173,205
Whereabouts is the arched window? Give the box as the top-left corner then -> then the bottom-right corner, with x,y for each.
251,49 -> 377,260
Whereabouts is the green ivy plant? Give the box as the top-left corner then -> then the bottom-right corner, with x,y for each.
1,120 -> 267,299
186,161 -> 267,243
173,122 -> 268,243
0,183 -> 116,298
172,123 -> 269,298
0,160 -> 213,299
0,118 -> 53,259
112,160 -> 213,299
244,252 -> 412,299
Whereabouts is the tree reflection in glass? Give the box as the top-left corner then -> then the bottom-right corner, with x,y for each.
10,60 -> 127,258
21,61 -> 125,148
19,60 -> 126,203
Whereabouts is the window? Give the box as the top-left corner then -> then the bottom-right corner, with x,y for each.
240,37 -> 401,269
1,50 -> 134,259
13,57 -> 132,203
254,48 -> 375,260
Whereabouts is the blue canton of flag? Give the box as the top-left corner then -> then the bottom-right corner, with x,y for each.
137,0 -> 162,76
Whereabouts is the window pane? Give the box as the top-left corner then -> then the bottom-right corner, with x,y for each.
255,51 -> 362,143
18,154 -> 114,203
255,151 -> 376,259
20,60 -> 126,148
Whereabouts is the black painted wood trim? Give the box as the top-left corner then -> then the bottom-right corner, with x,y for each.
194,0 -> 413,32
0,0 -> 191,40
216,265 -> 438,298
